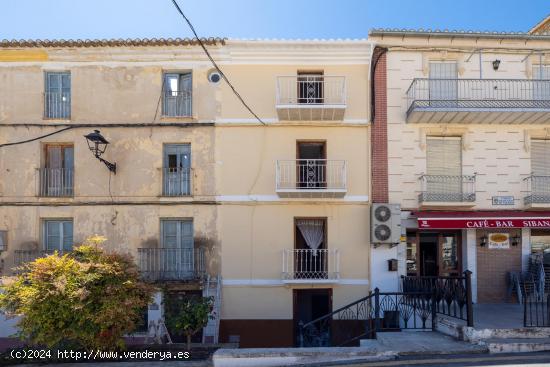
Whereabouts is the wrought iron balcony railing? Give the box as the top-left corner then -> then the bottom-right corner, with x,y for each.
38,168 -> 74,197
276,159 -> 347,192
138,247 -> 205,281
14,249 -> 71,267
524,175 -> 550,205
418,174 -> 476,203
44,92 -> 71,119
276,76 -> 346,105
406,78 -> 550,115
282,248 -> 340,282
162,167 -> 192,196
162,90 -> 192,117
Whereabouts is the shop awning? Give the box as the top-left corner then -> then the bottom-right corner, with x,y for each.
415,211 -> 550,229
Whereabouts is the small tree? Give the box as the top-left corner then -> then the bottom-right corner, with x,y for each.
0,239 -> 154,350
164,295 -> 214,350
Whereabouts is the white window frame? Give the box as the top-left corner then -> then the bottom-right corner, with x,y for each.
42,219 -> 73,251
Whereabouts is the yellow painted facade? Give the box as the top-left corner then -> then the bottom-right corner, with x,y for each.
0,39 -> 373,346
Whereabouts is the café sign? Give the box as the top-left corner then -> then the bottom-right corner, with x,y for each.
418,218 -> 550,229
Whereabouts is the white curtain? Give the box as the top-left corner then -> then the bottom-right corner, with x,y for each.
296,219 -> 325,255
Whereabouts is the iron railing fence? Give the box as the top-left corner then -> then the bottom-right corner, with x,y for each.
524,293 -> 550,327
406,78 -> 550,115
138,247 -> 205,281
282,249 -> 339,281
162,167 -> 192,196
276,76 -> 346,105
14,249 -> 71,267
298,289 -> 435,348
162,90 -> 192,117
44,92 -> 71,119
524,175 -> 550,205
418,174 -> 476,203
38,168 -> 74,197
401,271 -> 474,326
276,160 -> 347,191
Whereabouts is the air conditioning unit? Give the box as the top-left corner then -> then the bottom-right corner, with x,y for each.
371,203 -> 401,247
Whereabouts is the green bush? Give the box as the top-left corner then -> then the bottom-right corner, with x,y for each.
0,242 -> 154,350
164,295 -> 215,350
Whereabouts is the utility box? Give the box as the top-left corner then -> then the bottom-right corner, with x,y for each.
387,258 -> 398,272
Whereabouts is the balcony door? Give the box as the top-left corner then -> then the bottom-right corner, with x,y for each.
161,219 -> 194,279
163,73 -> 192,117
426,137 -> 462,201
294,218 -> 327,279
44,144 -> 74,197
531,139 -> 550,199
297,71 -> 324,104
163,144 -> 191,196
533,66 -> 550,102
297,141 -> 326,189
429,62 -> 457,106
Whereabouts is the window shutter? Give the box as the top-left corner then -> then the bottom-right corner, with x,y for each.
531,140 -> 550,175
180,220 -> 193,249
45,221 -> 61,251
62,221 -> 73,251
429,62 -> 458,102
426,137 -> 462,176
47,146 -> 62,169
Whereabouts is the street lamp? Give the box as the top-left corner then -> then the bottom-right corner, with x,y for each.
84,130 -> 117,174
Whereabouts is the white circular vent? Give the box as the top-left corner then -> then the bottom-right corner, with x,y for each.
208,70 -> 221,84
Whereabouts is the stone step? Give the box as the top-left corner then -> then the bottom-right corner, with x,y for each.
465,327 -> 550,342
484,337 -> 550,354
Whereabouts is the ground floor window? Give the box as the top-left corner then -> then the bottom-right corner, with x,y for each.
406,231 -> 461,277
43,219 -> 73,251
530,229 -> 550,254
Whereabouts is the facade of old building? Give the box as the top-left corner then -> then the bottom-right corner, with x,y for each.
369,23 -> 550,303
0,38 -> 373,347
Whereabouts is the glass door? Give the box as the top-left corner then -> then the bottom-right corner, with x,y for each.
439,232 -> 461,276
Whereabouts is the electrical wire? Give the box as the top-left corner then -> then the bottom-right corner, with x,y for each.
0,127 -> 75,148
169,0 -> 266,125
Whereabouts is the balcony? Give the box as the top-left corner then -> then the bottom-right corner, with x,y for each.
406,79 -> 550,124
276,159 -> 347,198
276,76 -> 346,120
162,167 -> 192,196
38,168 -> 74,197
162,90 -> 192,117
524,175 -> 550,209
418,175 -> 476,208
44,92 -> 71,119
138,247 -> 205,281
282,248 -> 340,283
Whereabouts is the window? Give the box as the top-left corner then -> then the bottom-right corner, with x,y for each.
531,139 -> 550,176
429,62 -> 457,105
0,230 -> 7,252
161,219 -> 194,277
426,136 -> 462,195
41,144 -> 74,197
162,73 -> 192,117
44,72 -> 71,119
297,71 -> 324,104
43,219 -> 73,251
163,144 -> 191,196
533,66 -> 550,101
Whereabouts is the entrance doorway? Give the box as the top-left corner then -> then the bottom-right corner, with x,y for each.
407,231 -> 462,277
293,289 -> 332,346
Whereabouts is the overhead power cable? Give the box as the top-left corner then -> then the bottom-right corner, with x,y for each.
169,0 -> 266,125
0,127 -> 75,148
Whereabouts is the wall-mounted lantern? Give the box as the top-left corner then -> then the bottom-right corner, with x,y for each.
492,59 -> 501,71
84,130 -> 117,174
479,235 -> 488,247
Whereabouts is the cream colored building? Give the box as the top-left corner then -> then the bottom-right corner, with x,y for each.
369,19 -> 550,304
0,38 -> 373,347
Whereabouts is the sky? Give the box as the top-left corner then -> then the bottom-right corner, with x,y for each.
0,0 -> 549,40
